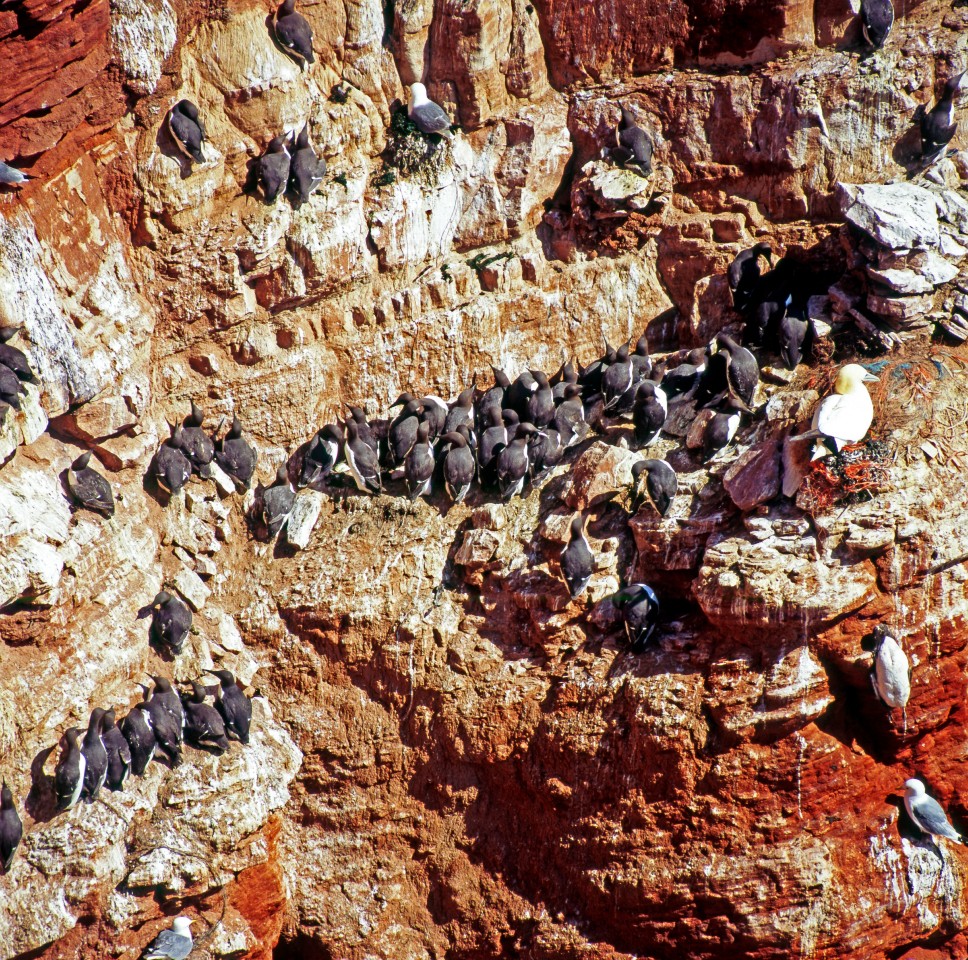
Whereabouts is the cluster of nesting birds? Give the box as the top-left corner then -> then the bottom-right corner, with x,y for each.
1,672 -> 252,874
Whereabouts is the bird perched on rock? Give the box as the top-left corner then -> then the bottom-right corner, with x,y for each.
408,82 -> 454,138
706,334 -> 759,411
603,344 -> 633,411
921,71 -> 966,162
629,458 -> 677,517
629,333 -> 652,383
440,430 -> 475,503
261,464 -> 296,536
0,161 -> 32,186
496,424 -> 535,500
656,348 -> 706,400
0,327 -> 38,383
100,708 -> 132,792
903,779 -> 962,844
273,0 -> 315,67
560,514 -> 594,600
151,426 -> 193,496
121,703 -> 157,776
344,420 -> 382,494
257,135 -> 291,204
727,243 -> 772,314
1,782 -> 22,872
405,421 -> 435,500
444,387 -> 476,438
526,371 -> 555,427
299,423 -> 343,488
0,362 -> 24,410
67,452 -> 115,517
142,917 -> 194,960
145,678 -> 184,767
612,105 -> 653,177
289,122 -> 326,202
387,397 -> 425,467
703,410 -> 741,461
54,728 -> 86,811
167,101 -> 206,164
80,708 -> 108,803
180,401 -> 215,477
809,363 -> 878,460
860,0 -> 894,48
632,381 -> 666,447
551,359 -> 579,403
554,383 -> 586,448
182,681 -> 229,754
613,583 -> 661,651
777,299 -> 808,371
209,669 -> 252,744
214,414 -> 257,488
150,591 -> 192,656
870,625 -> 911,727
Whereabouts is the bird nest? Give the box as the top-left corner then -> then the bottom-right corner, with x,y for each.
376,108 -> 448,186
799,438 -> 892,512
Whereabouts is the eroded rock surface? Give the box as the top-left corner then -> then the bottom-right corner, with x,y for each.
1,0 -> 968,958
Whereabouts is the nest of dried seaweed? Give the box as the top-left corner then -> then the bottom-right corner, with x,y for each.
800,438 -> 892,512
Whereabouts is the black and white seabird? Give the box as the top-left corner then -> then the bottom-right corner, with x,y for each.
703,411 -> 741,461
0,363 -> 24,410
214,414 -> 257,488
921,72 -> 966,162
180,402 -> 215,477
526,371 -> 555,427
80,708 -> 108,803
553,383 -> 586,448
560,514 -> 594,600
1,782 -> 22,872
209,669 -> 252,744
728,243 -> 772,314
613,583 -> 660,651
716,334 -> 760,411
860,0 -> 894,48
54,728 -> 86,811
528,426 -> 564,481
387,399 -> 424,468
289,122 -> 326,202
152,427 -> 193,495
629,333 -> 652,383
496,424 -> 535,500
346,407 -> 379,457
274,0 -> 315,67
613,105 -> 653,177
440,431 -> 475,503
579,343 -> 616,395
656,348 -> 706,399
167,101 -> 206,164
100,708 -> 132,792
150,590 -> 192,656
405,421 -> 435,500
344,420 -> 382,494
777,301 -> 808,370
551,360 -> 578,403
262,464 -> 296,535
630,459 -> 677,517
146,678 -> 184,767
809,363 -> 878,460
444,387 -> 476,437
121,703 -> 157,775
408,82 -> 453,138
903,779 -> 962,844
299,423 -> 343,487
182,681 -> 229,754
478,406 -> 508,487
632,381 -> 666,447
258,135 -> 292,204
143,916 -> 194,960
479,367 -> 511,422
0,327 -> 38,383
602,344 -> 633,411
67,452 -> 115,517
504,372 -> 538,420
0,161 -> 32,186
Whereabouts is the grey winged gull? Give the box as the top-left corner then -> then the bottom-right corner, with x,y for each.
903,779 -> 962,844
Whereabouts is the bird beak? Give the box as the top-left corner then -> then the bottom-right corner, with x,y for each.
862,371 -> 879,383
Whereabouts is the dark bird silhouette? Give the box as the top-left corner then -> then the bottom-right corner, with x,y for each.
630,459 -> 677,517
167,101 -> 206,164
613,583 -> 660,651
100,708 -> 132,792
150,590 -> 192,656
80,708 -> 108,803
727,243 -> 772,314
560,514 -> 594,600
289,122 -> 327,202
214,414 -> 257,488
613,105 -> 654,177
274,0 -> 315,66
183,681 -> 230,754
261,465 -> 296,536
121,703 -> 157,776
54,728 -> 85,811
152,426 -> 193,495
921,72 -> 966,161
209,669 -> 252,744
1,782 -> 23,872
67,452 -> 115,517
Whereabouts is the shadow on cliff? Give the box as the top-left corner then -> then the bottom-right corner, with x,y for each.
154,124 -> 195,181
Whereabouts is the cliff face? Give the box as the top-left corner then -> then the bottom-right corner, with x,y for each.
1,0 -> 968,958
